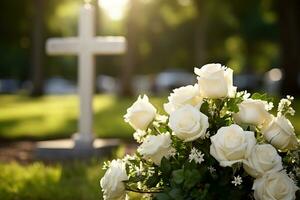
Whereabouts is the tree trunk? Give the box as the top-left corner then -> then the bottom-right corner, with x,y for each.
193,0 -> 208,66
31,0 -> 45,96
120,0 -> 140,97
278,0 -> 300,96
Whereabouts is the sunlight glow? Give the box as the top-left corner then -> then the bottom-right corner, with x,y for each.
98,0 -> 129,20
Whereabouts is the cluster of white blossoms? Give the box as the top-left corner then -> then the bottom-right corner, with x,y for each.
101,63 -> 299,200
189,147 -> 205,164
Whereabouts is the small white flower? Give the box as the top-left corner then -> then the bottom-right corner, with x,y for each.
102,161 -> 110,169
135,162 -> 144,176
266,102 -> 274,111
278,96 -> 295,116
189,147 -> 205,164
237,90 -> 251,100
156,114 -> 168,123
122,154 -> 135,163
148,166 -> 156,176
208,166 -> 216,174
287,95 -> 294,100
204,131 -> 210,139
168,148 -> 177,157
231,175 -> 243,186
153,121 -> 160,127
133,130 -> 147,143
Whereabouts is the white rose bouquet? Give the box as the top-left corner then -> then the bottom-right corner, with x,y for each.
101,63 -> 300,200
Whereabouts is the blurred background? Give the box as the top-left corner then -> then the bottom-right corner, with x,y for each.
0,0 -> 299,199
1,0 -> 300,97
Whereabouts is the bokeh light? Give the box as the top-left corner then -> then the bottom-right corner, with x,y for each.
268,68 -> 282,81
98,0 -> 129,21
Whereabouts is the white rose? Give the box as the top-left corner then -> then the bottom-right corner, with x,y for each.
210,124 -> 256,167
100,159 -> 128,200
262,115 -> 299,150
233,98 -> 271,126
124,95 -> 156,130
137,132 -> 173,165
253,172 -> 299,200
194,63 -> 236,98
168,104 -> 209,142
243,144 -> 283,178
164,84 -> 203,115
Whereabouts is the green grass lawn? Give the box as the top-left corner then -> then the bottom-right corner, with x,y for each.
0,94 -> 164,141
0,160 -> 103,200
0,94 -> 299,141
0,156 -> 143,200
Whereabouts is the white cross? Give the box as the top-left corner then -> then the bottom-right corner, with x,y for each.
46,3 -> 126,148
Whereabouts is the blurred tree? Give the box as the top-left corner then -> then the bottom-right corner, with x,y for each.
31,0 -> 46,96
2,0 -> 297,96
120,0 -> 140,96
137,0 -> 197,73
277,0 -> 300,96
220,0 -> 279,73
193,0 -> 209,65
0,0 -> 31,81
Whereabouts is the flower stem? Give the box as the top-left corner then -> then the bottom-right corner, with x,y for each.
125,186 -> 163,193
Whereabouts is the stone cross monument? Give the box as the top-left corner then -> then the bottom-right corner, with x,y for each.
45,2 -> 126,149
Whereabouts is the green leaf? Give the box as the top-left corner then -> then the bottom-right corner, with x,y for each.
226,98 -> 242,113
172,169 -> 184,184
146,174 -> 160,187
200,101 -> 209,115
168,188 -> 183,199
183,169 -> 201,189
251,92 -> 273,102
128,175 -> 143,183
155,193 -> 172,200
160,157 -> 172,175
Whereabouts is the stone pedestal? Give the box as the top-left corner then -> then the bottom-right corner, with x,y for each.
73,132 -> 94,149
35,138 -> 120,161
